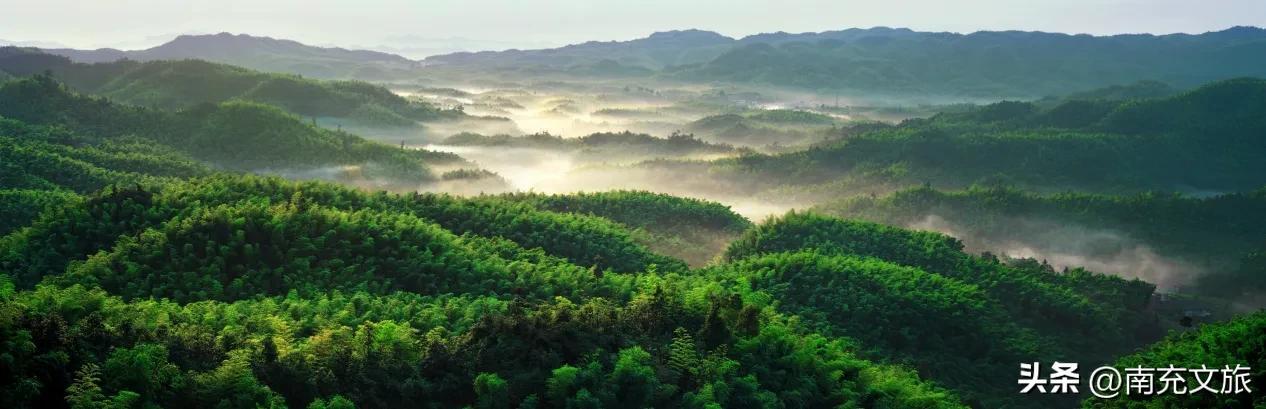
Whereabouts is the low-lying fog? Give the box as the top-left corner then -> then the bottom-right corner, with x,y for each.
319,81 -> 1230,296
383,82 -> 839,219
909,214 -> 1206,291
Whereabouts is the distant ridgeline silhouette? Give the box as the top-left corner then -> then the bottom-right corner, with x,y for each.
40,32 -> 419,79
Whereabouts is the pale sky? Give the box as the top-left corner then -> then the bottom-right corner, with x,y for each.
2,0 -> 1264,57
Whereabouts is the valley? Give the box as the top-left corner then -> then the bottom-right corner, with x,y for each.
1,15 -> 1264,409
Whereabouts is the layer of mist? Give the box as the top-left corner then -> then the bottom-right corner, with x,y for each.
909,214 -> 1206,291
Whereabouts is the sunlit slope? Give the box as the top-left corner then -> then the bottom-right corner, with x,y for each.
0,176 -> 685,287
0,171 -> 1208,408
0,176 -> 969,409
498,190 -> 753,265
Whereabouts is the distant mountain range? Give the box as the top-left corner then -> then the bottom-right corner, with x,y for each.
422,27 -> 933,68
41,32 -> 419,80
20,26 -> 1266,98
425,26 -> 1266,98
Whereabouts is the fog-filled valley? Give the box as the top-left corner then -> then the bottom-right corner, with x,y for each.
2,20 -> 1266,409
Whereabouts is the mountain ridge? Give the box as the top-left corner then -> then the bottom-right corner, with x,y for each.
22,25 -> 1266,96
42,32 -> 418,79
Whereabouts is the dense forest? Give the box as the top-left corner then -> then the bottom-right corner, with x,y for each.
497,190 -> 753,265
0,74 -> 470,188
650,77 -> 1266,199
3,24 -> 1266,409
419,27 -> 1266,98
0,47 -> 479,127
671,27 -> 1266,97
1,167 -> 1191,408
815,186 -> 1266,302
1,174 -> 980,408
1083,312 -> 1266,408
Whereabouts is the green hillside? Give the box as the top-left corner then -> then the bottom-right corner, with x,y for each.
673,27 -> 1266,98
0,49 -> 468,127
1,23 -> 1264,409
500,190 -> 753,265
0,169 -> 1181,408
815,185 -> 1266,300
0,175 -> 985,409
692,77 -> 1266,196
0,189 -> 80,235
1082,312 -> 1266,408
43,32 -> 420,80
0,75 -> 465,186
721,211 -> 1161,405
685,109 -> 847,147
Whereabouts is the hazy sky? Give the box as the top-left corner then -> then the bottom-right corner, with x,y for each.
2,0 -> 1264,56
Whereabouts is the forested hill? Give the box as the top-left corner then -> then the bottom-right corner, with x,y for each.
0,47 -> 477,128
815,186 -> 1266,303
673,26 -> 1266,97
0,75 -> 465,187
1083,312 -> 1266,408
3,26 -> 1266,409
0,174 -> 968,408
497,190 -> 754,265
721,211 -> 1162,407
2,115 -> 1260,406
1,168 -> 1185,408
40,32 -> 419,80
25,27 -> 1266,98
688,76 -> 1266,195
423,26 -> 1266,98
424,29 -> 736,72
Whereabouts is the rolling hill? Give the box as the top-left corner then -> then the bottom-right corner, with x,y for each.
2,24 -> 1264,409
0,48 -> 475,127
423,26 -> 1266,98
673,77 -> 1266,196
0,75 -> 466,187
